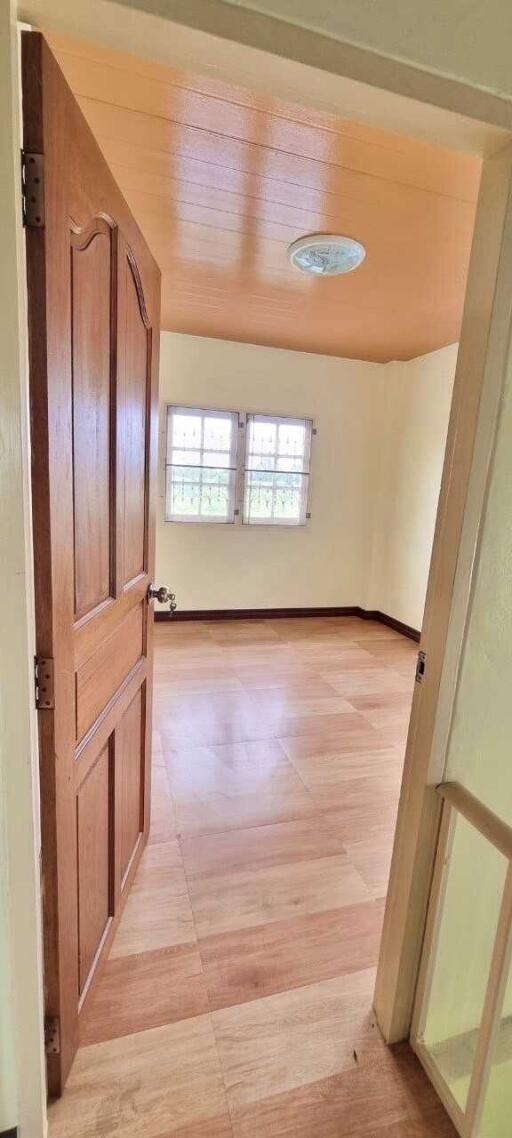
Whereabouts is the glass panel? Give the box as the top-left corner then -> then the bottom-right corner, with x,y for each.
165,406 -> 238,522
171,448 -> 201,467
203,451 -> 233,468
244,414 -> 312,524
478,950 -> 512,1137
166,466 -> 235,522
203,415 -> 234,452
170,412 -> 202,452
249,418 -> 277,459
420,813 -> 507,1112
443,374 -> 512,827
244,471 -> 308,525
245,414 -> 311,474
277,421 -> 306,463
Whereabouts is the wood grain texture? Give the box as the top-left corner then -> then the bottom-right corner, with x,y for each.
48,1015 -> 232,1138
212,969 -> 389,1107
23,31 -> 161,1092
187,852 -> 370,938
43,31 -> 480,363
198,901 -> 385,1010
77,746 -> 111,993
180,816 -> 346,879
49,617 -> 455,1137
164,739 -> 318,837
109,839 -> 195,958
80,944 -> 209,1045
71,223 -> 113,620
230,1049 -> 457,1137
75,604 -> 143,742
119,252 -> 150,586
115,688 -> 144,884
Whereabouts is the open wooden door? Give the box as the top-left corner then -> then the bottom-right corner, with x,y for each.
22,32 -> 161,1096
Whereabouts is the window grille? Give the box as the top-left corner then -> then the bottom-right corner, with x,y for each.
165,405 -> 313,526
165,406 -> 239,522
243,413 -> 312,526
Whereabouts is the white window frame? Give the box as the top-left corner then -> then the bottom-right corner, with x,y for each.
165,404 -> 314,527
242,412 -> 313,527
165,404 -> 241,524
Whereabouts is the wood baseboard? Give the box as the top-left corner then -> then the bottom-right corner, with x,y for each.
357,609 -> 421,642
155,606 -> 359,622
154,605 -> 420,641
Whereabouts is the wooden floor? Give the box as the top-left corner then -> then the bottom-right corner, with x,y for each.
49,616 -> 457,1137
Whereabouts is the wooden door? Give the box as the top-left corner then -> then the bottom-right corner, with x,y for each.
22,32 -> 161,1096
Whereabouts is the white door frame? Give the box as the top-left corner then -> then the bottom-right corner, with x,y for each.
0,3 -> 47,1136
375,136 -> 512,1040
4,2 -> 512,1133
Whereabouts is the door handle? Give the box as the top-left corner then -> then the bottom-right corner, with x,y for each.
147,584 -> 177,613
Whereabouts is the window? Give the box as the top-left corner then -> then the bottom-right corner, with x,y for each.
243,413 -> 312,525
165,406 -> 239,522
165,405 -> 313,526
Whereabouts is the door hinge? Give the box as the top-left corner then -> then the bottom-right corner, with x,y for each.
44,1015 -> 60,1055
34,657 -> 54,709
21,151 -> 45,228
415,649 -> 427,684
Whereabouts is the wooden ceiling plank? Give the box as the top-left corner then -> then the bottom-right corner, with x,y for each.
43,30 -> 478,362
53,46 -> 480,202
44,32 -> 484,170
77,96 -> 479,203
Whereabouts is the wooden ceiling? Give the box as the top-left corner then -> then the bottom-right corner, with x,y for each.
46,32 -> 481,362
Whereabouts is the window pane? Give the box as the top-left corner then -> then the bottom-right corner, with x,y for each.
171,448 -> 201,466
276,455 -> 304,472
479,947 -> 512,1137
246,453 -> 276,471
243,414 -> 311,525
277,422 -> 306,459
203,415 -> 234,451
171,413 -> 202,450
203,450 -> 233,469
419,813 -> 507,1112
244,470 -> 308,525
166,406 -> 238,522
249,419 -> 277,456
168,470 -> 200,517
166,466 -> 235,522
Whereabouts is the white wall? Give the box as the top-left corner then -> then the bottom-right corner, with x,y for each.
156,333 -> 456,627
156,333 -> 382,611
366,345 -> 457,630
221,0 -> 512,105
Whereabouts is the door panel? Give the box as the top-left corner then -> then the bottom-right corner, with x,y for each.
116,688 -> 145,885
75,603 -> 144,742
120,250 -> 150,587
71,222 -> 114,621
77,745 -> 111,995
22,32 -> 160,1095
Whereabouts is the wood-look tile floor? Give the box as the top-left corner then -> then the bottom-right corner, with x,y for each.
49,617 -> 457,1138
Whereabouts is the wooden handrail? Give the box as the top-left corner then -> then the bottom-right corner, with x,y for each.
437,781 -> 512,861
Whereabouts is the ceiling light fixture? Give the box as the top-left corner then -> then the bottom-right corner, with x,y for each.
288,234 -> 366,276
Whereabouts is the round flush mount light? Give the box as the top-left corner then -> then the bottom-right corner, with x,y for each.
288,234 -> 366,276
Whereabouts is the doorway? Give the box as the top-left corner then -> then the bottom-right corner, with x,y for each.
33,26 -> 470,1136
7,8 -> 512,1138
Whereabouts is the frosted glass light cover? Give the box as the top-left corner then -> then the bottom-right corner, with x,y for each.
288,234 -> 366,276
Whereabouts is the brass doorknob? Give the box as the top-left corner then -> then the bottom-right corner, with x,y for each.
147,584 -> 177,613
